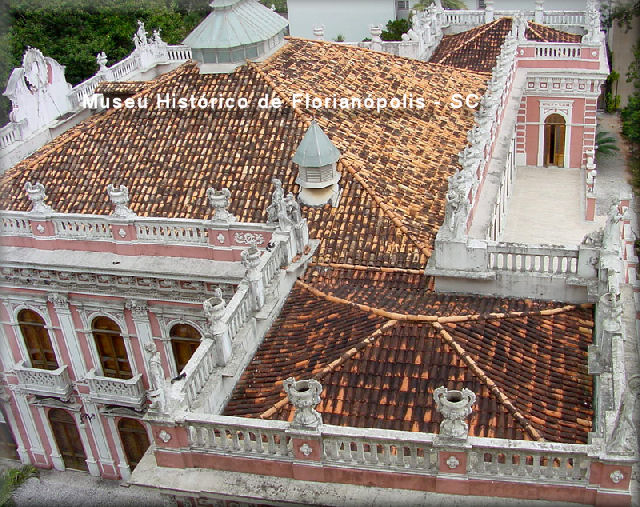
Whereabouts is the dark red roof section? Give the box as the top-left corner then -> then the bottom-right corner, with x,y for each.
430,18 -> 583,72
225,268 -> 594,444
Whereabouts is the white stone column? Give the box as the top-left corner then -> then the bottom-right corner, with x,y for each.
0,393 -> 30,464
241,244 -> 265,312
106,417 -> 131,480
125,299 -> 153,380
10,389 -> 45,460
47,293 -> 87,379
36,406 -> 65,471
535,0 -> 544,24
203,292 -> 231,367
484,0 -> 494,23
72,409 -> 101,476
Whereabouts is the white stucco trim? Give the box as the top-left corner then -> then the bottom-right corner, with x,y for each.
537,100 -> 573,168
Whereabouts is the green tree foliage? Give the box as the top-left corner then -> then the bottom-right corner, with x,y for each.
0,465 -> 38,507
595,130 -> 620,158
381,19 -> 410,41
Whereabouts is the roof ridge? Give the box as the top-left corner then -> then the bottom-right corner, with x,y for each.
526,21 -> 545,41
4,61 -> 194,181
298,279 -> 581,323
252,57 -> 432,259
432,321 -> 543,441
296,279 -> 438,321
434,17 -> 510,66
436,304 -> 579,324
258,319 -> 398,419
310,262 -> 424,275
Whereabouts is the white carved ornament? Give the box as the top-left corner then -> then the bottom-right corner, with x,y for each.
234,232 -> 265,245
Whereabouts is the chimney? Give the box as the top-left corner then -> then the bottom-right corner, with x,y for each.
292,120 -> 341,207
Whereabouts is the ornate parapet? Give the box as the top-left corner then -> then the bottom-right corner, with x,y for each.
145,409 -> 635,505
13,361 -> 73,401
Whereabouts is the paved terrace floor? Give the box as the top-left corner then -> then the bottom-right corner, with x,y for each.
500,166 -> 606,247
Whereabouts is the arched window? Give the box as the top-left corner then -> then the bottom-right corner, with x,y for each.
170,324 -> 202,374
17,309 -> 58,370
92,317 -> 132,379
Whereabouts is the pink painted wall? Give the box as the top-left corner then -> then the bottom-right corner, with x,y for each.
523,96 -> 587,169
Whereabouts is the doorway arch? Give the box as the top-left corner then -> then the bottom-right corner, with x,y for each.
48,409 -> 87,471
543,113 -> 566,167
117,418 -> 150,471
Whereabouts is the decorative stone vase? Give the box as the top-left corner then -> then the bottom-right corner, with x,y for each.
434,386 -> 476,439
283,377 -> 323,430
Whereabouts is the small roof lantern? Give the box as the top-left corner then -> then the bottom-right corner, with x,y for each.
293,120 -> 342,207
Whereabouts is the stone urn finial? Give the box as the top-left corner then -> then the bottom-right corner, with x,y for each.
434,386 -> 476,439
207,187 -> 235,222
283,377 -> 323,430
107,184 -> 136,218
24,182 -> 53,214
313,25 -> 325,40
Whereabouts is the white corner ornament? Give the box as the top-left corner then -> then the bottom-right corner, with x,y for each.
25,182 -> 53,214
434,386 -> 476,439
446,455 -> 460,469
157,430 -> 171,443
299,443 -> 313,457
207,187 -> 236,222
107,184 -> 136,219
283,377 -> 323,430
610,470 -> 624,484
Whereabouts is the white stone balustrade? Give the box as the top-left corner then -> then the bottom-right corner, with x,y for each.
172,414 -> 599,488
85,368 -> 146,409
223,283 -> 252,340
135,218 -> 209,244
323,425 -> 438,471
259,240 -> 285,289
467,438 -> 591,482
533,44 -> 582,59
0,123 -> 24,149
13,361 -> 73,401
176,339 -> 217,409
52,216 -> 112,240
0,213 -> 31,236
186,414 -> 292,458
487,243 -> 579,275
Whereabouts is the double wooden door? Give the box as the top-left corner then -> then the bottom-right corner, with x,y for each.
48,409 -> 87,471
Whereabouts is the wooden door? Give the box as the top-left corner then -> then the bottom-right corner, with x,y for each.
117,418 -> 149,470
49,409 -> 87,471
543,113 -> 566,167
170,324 -> 201,374
92,317 -> 132,379
18,309 -> 58,370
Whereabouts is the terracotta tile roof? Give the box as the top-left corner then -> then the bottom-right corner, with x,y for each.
525,22 -> 583,43
302,264 -> 564,316
429,18 -> 582,72
429,18 -> 512,72
224,273 -> 593,443
0,39 -> 486,269
94,81 -> 149,96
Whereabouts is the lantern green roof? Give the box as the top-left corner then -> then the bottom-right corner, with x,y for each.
183,0 -> 288,50
292,120 -> 341,167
